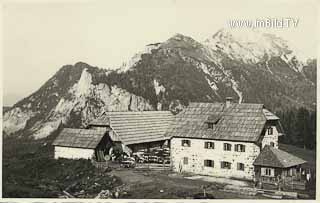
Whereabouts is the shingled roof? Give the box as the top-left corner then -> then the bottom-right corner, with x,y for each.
90,111 -> 174,145
52,128 -> 107,149
253,145 -> 306,168
89,115 -> 110,126
166,102 -> 278,142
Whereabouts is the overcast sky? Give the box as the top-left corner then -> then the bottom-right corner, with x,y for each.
2,0 -> 317,106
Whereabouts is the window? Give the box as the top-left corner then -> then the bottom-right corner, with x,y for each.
270,142 -> 275,147
183,157 -> 188,165
235,144 -> 246,152
237,163 -> 245,171
181,139 -> 191,147
204,160 -> 214,167
221,161 -> 231,169
208,123 -> 214,129
267,127 -> 273,135
204,142 -> 215,149
223,143 -> 232,151
265,168 -> 271,176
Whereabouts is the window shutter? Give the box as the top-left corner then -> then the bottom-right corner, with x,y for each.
242,145 -> 245,152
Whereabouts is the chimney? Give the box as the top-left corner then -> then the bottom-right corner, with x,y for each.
225,97 -> 233,108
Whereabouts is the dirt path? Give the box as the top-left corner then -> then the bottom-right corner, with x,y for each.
109,167 -> 264,199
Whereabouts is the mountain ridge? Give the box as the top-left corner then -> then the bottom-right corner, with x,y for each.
3,29 -> 316,139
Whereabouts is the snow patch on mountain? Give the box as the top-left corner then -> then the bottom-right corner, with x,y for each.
205,77 -> 218,91
153,79 -> 165,96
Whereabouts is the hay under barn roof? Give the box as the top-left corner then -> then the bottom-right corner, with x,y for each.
52,128 -> 107,149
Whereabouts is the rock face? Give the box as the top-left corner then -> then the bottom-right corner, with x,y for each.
3,63 -> 153,139
3,29 -> 316,139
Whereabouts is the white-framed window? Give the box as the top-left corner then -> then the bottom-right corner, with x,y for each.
204,141 -> 215,149
235,144 -> 246,152
223,143 -> 232,151
262,167 -> 274,177
237,163 -> 245,171
204,160 -> 214,167
266,168 -> 271,175
181,139 -> 191,147
221,161 -> 231,169
267,127 -> 273,135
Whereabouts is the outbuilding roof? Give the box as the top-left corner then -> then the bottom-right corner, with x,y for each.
90,111 -> 174,145
166,102 -> 278,142
253,145 -> 306,168
52,128 -> 107,149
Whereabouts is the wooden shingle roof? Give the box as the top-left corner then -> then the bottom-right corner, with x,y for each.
253,145 -> 306,168
89,116 -> 110,126
166,102 -> 270,142
91,111 -> 174,145
263,109 -> 280,120
52,128 -> 107,149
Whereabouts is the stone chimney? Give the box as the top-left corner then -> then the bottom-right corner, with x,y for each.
225,97 -> 233,108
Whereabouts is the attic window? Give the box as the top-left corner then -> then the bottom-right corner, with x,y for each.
208,123 -> 214,129
267,127 -> 273,135
181,139 -> 191,147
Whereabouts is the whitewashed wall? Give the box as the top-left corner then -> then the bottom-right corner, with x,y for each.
54,146 -> 94,159
170,137 -> 260,180
261,126 -> 279,148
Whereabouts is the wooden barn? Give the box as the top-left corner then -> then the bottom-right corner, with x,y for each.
53,111 -> 173,160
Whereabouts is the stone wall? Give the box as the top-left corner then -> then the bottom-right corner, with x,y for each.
170,137 -> 260,180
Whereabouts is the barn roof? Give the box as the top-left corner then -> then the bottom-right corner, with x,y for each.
52,128 -> 107,149
165,102 -> 278,142
263,109 -> 280,120
253,145 -> 306,168
89,115 -> 110,126
90,111 -> 174,145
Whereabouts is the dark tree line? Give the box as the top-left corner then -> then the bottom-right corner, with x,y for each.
277,107 -> 316,150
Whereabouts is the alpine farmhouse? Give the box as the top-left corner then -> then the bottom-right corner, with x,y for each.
166,99 -> 306,183
53,98 -> 306,185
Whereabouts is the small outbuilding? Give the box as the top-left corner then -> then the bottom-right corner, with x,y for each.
52,128 -> 112,161
253,145 -> 306,188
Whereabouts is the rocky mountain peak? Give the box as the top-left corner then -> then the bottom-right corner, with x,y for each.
204,28 -> 302,67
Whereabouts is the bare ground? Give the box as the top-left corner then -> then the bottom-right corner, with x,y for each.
109,166 -> 265,199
